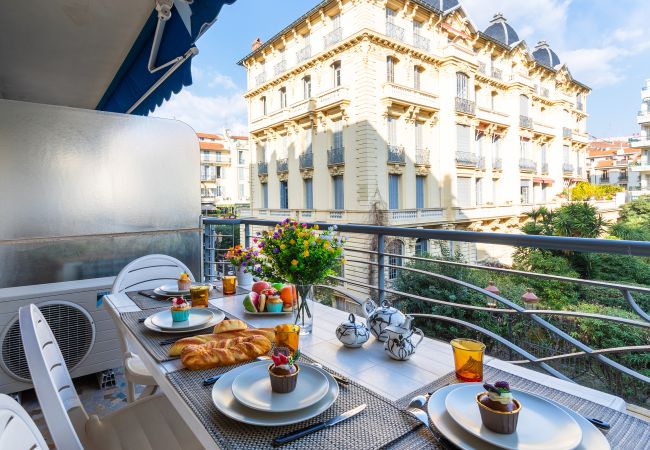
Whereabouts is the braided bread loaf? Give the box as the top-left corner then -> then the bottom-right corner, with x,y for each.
168,328 -> 275,356
180,335 -> 272,370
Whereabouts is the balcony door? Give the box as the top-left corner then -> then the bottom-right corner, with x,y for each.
304,178 -> 313,209
457,176 -> 472,207
279,181 -> 288,209
416,175 -> 425,208
456,72 -> 469,99
457,124 -> 471,154
389,174 -> 400,209
333,175 -> 344,210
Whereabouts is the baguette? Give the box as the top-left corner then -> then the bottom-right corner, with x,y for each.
168,328 -> 276,356
180,335 -> 272,370
213,319 -> 247,334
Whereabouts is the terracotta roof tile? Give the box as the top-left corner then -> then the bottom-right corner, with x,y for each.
200,142 -> 226,151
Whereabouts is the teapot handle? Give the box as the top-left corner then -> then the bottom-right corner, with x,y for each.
348,313 -> 356,323
412,327 -> 425,349
380,299 -> 392,308
362,298 -> 376,318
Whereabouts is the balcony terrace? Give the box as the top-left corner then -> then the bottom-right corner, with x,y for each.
382,82 -> 439,111
299,151 -> 313,169
415,148 -> 430,166
455,97 -> 475,115
387,145 -> 405,164
327,146 -> 345,166
276,158 -> 288,173
519,158 -> 537,172
563,163 -> 575,175
519,115 -> 533,129
385,22 -> 405,41
413,33 -> 430,51
257,161 -> 268,175
455,151 -> 480,168
296,45 -> 311,63
323,27 -> 342,48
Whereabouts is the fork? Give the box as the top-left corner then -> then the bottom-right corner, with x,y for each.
404,393 -> 457,450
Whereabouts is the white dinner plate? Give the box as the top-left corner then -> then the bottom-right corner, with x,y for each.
444,384 -> 582,450
243,310 -> 293,316
212,361 -> 339,426
157,284 -> 190,295
143,308 -> 224,334
150,308 -> 213,330
428,384 -> 609,450
231,363 -> 329,412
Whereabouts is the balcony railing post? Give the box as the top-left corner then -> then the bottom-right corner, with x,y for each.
244,223 -> 250,248
377,234 -> 385,304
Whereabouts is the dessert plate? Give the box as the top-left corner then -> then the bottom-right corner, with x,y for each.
445,384 -> 582,450
143,308 -> 224,334
150,308 -> 213,330
231,363 -> 329,412
428,384 -> 609,450
156,284 -> 190,296
212,361 -> 339,426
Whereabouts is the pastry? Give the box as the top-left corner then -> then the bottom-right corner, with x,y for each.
476,381 -> 521,434
180,335 -> 272,370
265,289 -> 283,312
268,350 -> 300,393
214,319 -> 247,333
170,297 -> 190,322
168,328 -> 276,356
178,272 -> 191,291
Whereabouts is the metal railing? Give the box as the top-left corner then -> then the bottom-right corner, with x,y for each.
563,127 -> 573,138
415,148 -> 430,165
255,72 -> 266,86
455,151 -> 480,167
323,27 -> 342,48
387,145 -> 406,164
386,22 -> 405,41
257,161 -> 268,175
541,162 -> 549,175
274,60 -> 287,76
478,62 -> 486,74
327,146 -> 345,166
455,97 -> 475,115
201,218 -> 650,391
493,158 -> 503,170
296,46 -> 311,63
563,163 -> 574,174
491,68 -> 503,80
519,158 -> 537,172
577,102 -> 584,112
299,152 -> 313,169
413,34 -> 430,51
519,115 -> 533,129
276,158 -> 288,173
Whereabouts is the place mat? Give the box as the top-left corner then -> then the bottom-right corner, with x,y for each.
391,366 -> 650,450
126,286 -> 248,310
166,355 -> 428,450
120,308 -> 222,362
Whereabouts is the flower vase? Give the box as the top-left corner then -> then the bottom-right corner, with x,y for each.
236,267 -> 253,288
293,284 -> 315,335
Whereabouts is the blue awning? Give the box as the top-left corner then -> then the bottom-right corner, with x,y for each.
96,0 -> 236,116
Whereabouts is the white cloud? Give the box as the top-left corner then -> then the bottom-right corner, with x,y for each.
208,72 -> 238,90
151,89 -> 248,134
561,47 -> 624,87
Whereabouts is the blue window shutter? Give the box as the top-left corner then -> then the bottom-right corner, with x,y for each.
305,179 -> 313,209
262,183 -> 268,208
280,181 -> 288,209
389,174 -> 399,209
416,176 -> 425,208
333,176 -> 344,210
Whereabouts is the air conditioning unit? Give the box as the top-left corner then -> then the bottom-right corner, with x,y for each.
0,277 -> 121,394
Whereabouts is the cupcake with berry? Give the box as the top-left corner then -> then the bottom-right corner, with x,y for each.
268,349 -> 300,393
170,297 -> 191,322
177,272 -> 191,291
476,381 -> 521,434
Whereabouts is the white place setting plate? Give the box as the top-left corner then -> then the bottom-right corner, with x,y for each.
150,308 -> 213,330
428,384 -> 609,450
444,384 -> 583,450
143,308 -> 224,334
231,363 -> 329,412
155,284 -> 190,296
212,361 -> 339,426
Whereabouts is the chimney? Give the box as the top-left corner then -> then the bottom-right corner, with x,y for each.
252,37 -> 263,51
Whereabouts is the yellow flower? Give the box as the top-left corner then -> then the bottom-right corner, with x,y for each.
303,240 -> 309,247
303,250 -> 310,257
324,241 -> 331,248
291,259 -> 298,266
341,258 -> 347,264
280,244 -> 286,249
290,239 -> 296,245
328,247 -> 334,252
313,224 -> 319,230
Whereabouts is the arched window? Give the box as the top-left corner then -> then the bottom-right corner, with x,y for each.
332,61 -> 341,87
413,65 -> 423,90
279,87 -> 287,108
260,96 -> 267,115
415,238 -> 428,256
303,76 -> 311,99
387,56 -> 398,83
387,240 -> 404,280
456,72 -> 469,99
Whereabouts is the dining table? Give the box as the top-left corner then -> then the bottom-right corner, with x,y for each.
104,288 -> 649,450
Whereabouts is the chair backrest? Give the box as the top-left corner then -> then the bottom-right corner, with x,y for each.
0,393 -> 49,450
112,254 -> 195,294
19,304 -> 85,450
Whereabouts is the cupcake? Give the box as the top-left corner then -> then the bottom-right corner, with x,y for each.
265,289 -> 283,312
171,297 -> 191,322
268,350 -> 300,393
476,381 -> 521,434
178,272 -> 191,291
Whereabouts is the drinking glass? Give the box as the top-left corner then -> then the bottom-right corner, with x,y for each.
451,338 -> 486,382
274,324 -> 301,355
222,274 -> 236,295
189,283 -> 210,308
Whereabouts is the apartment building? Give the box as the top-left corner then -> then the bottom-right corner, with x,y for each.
199,131 -> 250,211
237,0 -> 589,296
587,140 -> 640,188
630,78 -> 650,199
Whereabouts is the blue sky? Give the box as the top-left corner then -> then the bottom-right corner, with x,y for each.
153,0 -> 650,139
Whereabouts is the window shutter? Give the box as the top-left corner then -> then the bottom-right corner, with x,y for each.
279,181 -> 288,209
415,122 -> 422,148
333,176 -> 344,210
456,73 -> 468,98
387,117 -> 397,144
262,184 -> 268,208
456,124 -> 470,153
563,145 -> 570,162
389,174 -> 400,209
457,176 -> 472,207
304,179 -> 313,209
333,120 -> 343,148
416,175 -> 425,208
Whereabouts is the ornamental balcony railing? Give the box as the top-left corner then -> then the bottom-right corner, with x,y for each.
519,115 -> 533,129
455,151 -> 479,167
577,102 -> 584,112
519,158 -> 537,172
274,60 -> 287,76
563,127 -> 573,138
327,146 -> 345,166
455,97 -> 475,115
541,162 -> 549,175
255,72 -> 266,86
491,68 -> 503,80
299,152 -> 313,169
296,46 -> 311,63
202,218 -> 650,403
386,22 -> 405,41
387,145 -> 406,164
257,161 -> 268,175
563,163 -> 574,174
478,62 -> 486,74
493,158 -> 503,170
323,27 -> 343,48
413,33 -> 430,51
276,158 -> 288,173
536,85 -> 550,97
619,174 -> 629,182
415,148 -> 430,166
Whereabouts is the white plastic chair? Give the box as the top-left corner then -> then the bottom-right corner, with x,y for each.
20,304 -> 202,450
0,393 -> 49,450
111,254 -> 195,402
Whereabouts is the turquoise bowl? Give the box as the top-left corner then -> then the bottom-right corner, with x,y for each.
171,308 -> 190,322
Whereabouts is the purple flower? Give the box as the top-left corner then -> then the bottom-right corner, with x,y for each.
273,247 -> 280,254
246,253 -> 252,259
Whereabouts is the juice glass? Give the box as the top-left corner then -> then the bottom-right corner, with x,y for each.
222,274 -> 237,295
189,283 -> 210,308
451,338 -> 486,382
274,324 -> 300,355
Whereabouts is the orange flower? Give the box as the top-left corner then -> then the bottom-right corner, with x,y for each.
291,259 -> 298,266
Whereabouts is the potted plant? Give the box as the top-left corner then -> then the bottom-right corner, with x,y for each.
224,245 -> 255,287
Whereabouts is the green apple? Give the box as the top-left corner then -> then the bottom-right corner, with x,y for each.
272,282 -> 285,291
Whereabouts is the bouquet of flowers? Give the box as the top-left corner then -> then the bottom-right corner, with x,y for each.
224,244 -> 258,271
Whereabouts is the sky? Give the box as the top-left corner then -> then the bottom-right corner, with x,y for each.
152,0 -> 650,139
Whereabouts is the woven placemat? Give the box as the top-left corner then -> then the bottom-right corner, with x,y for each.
120,308 -> 222,362
166,355 -> 429,450
127,286 -> 249,311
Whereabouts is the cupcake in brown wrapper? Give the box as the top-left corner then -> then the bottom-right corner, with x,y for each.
268,364 -> 300,393
476,393 -> 521,434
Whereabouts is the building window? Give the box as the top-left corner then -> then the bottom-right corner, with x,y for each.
261,183 -> 268,208
238,150 -> 245,165
303,75 -> 311,99
416,175 -> 425,208
540,143 -> 547,167
215,185 -> 223,197
475,178 -> 483,206
563,144 -> 570,163
492,178 -> 499,204
304,178 -> 313,209
279,87 -> 287,109
456,72 -> 469,99
520,138 -> 530,160
520,179 -> 531,204
520,94 -> 529,116
279,180 -> 289,209
415,238 -> 428,256
332,61 -> 341,87
333,175 -> 344,210
332,119 -> 343,149
389,174 -> 400,209
216,166 -> 222,179
387,116 -> 397,145
386,56 -> 396,83
387,240 -> 404,280
457,176 -> 472,207
456,124 -> 471,153
305,127 -> 313,153
261,96 -> 267,115
490,91 -> 497,110
602,170 -> 609,181
332,13 -> 341,29
239,184 -> 245,200
238,167 -> 245,179
413,65 -> 422,90
541,184 -> 547,203
414,121 -> 423,149
215,151 -> 222,162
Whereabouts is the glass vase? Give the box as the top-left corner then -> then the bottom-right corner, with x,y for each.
293,284 -> 315,335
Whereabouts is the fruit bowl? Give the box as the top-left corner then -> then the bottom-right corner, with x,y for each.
243,282 -> 295,314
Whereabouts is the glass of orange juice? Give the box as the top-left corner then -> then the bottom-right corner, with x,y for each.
189,283 -> 210,308
451,338 -> 486,382
222,273 -> 237,295
274,324 -> 300,355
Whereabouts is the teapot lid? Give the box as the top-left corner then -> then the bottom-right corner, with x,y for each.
384,314 -> 414,334
340,313 -> 365,329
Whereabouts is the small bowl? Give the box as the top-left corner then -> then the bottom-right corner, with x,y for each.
171,307 -> 190,322
476,392 -> 521,434
268,364 -> 300,393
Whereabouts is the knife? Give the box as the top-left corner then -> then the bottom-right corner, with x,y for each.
272,404 -> 367,447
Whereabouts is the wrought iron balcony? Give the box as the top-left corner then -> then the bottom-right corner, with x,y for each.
577,102 -> 584,112
491,68 -> 502,80
296,46 -> 311,63
276,158 -> 288,173
274,60 -> 287,76
619,174 -> 628,182
255,72 -> 266,86
415,148 -> 430,166
299,152 -> 313,169
386,22 -> 405,41
327,146 -> 345,166
413,34 -> 430,51
563,163 -> 574,174
493,158 -> 503,170
563,127 -> 573,138
455,151 -> 480,167
455,97 -> 475,115
257,161 -> 268,175
387,145 -> 405,164
541,162 -> 549,175
323,27 -> 342,48
519,115 -> 533,129
478,62 -> 486,74
519,158 -> 537,172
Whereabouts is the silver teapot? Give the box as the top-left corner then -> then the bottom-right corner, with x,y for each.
335,313 -> 370,348
362,299 -> 406,342
383,315 -> 424,361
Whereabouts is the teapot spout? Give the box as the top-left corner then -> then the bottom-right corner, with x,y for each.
402,315 -> 414,330
362,298 -> 377,318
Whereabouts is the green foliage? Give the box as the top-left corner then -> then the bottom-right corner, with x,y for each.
569,182 -> 623,201
610,195 -> 650,242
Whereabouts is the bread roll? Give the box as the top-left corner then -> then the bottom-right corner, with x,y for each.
214,319 -> 247,334
168,328 -> 276,356
180,335 -> 272,370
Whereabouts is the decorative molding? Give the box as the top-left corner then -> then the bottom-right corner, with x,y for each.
328,165 -> 345,176
278,172 -> 289,182
387,164 -> 405,175
258,174 -> 268,183
300,169 -> 314,179
415,165 -> 430,176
